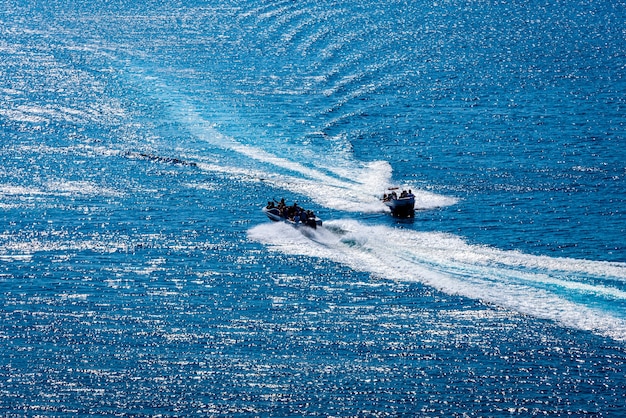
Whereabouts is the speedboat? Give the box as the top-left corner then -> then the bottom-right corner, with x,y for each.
382,188 -> 415,217
263,201 -> 322,229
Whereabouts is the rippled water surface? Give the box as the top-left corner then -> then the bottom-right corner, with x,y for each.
1,0 -> 625,415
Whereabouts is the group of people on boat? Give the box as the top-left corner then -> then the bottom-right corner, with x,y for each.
383,189 -> 414,202
266,199 -> 318,225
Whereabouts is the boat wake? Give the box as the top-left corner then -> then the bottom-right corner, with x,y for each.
188,115 -> 457,213
123,68 -> 457,214
128,68 -> 626,342
249,219 -> 626,343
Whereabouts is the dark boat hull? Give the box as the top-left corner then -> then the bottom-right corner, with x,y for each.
384,196 -> 415,217
263,207 -> 322,228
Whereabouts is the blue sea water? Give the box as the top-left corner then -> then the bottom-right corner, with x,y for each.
1,0 -> 625,415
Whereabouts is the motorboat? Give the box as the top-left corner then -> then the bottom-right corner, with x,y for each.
382,188 -> 415,217
263,200 -> 322,229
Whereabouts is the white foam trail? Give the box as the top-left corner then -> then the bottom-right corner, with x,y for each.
0,180 -> 122,198
0,185 -> 45,196
197,160 -> 387,212
249,220 -> 626,342
187,112 -> 455,212
186,118 -> 388,211
130,71 -> 456,213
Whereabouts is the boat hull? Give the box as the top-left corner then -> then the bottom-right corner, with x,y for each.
263,207 -> 322,228
384,196 -> 415,217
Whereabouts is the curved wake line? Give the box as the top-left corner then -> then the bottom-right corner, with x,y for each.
122,65 -> 458,213
152,80 -> 456,212
196,159 -> 456,213
123,65 -> 625,341
249,220 -> 626,343
179,103 -> 392,212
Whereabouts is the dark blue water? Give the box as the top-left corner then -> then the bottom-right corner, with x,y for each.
1,0 -> 625,415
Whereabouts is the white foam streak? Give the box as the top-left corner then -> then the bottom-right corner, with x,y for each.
249,220 -> 626,342
181,106 -> 394,211
196,161 -> 387,212
0,180 -> 122,198
189,117 -> 451,212
134,73 -> 454,213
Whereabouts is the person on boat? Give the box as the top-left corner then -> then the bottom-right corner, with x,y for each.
276,199 -> 286,217
266,201 -> 275,209
291,203 -> 300,220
